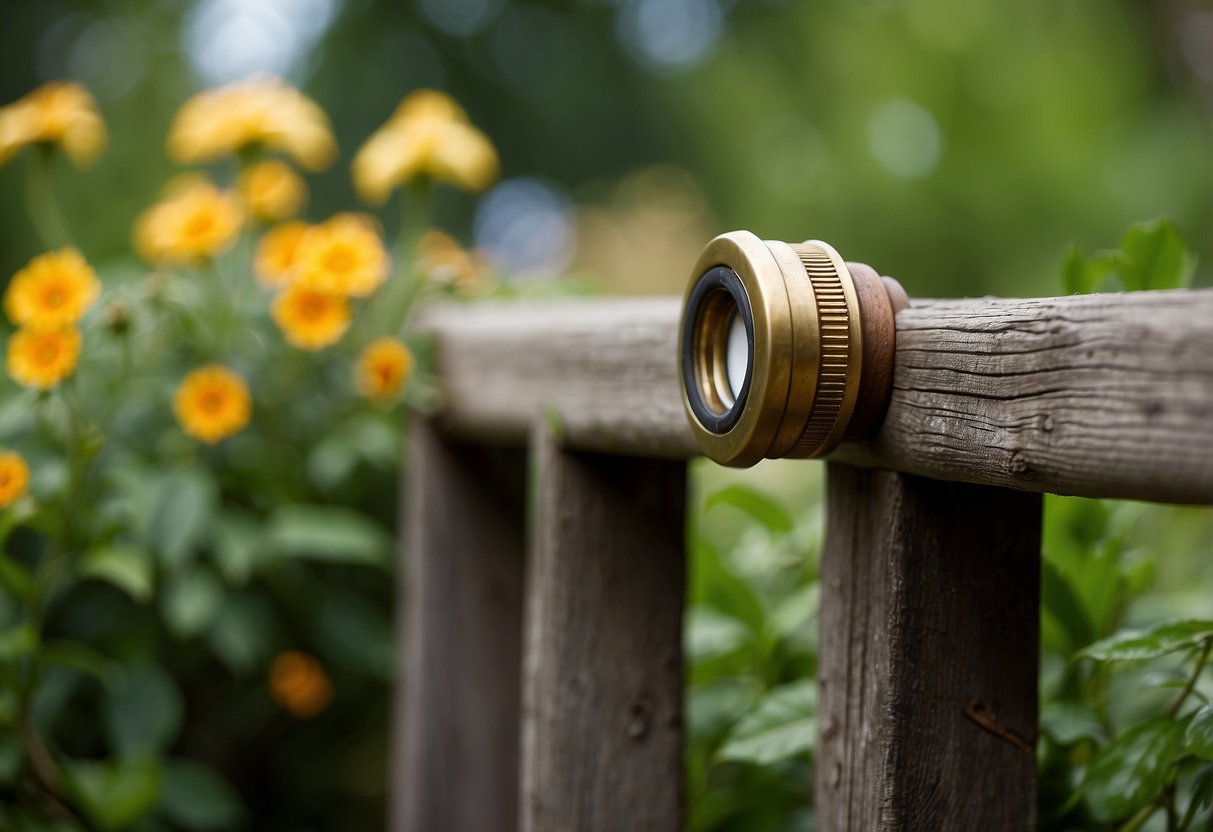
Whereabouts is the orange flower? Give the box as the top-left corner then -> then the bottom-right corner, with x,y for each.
271,284 -> 351,350
173,365 -> 252,444
6,327 -> 81,390
239,159 -> 306,222
168,76 -> 336,171
352,89 -> 497,204
292,214 -> 389,298
268,651 -> 332,718
0,450 -> 30,508
417,229 -> 487,291
254,221 -> 310,289
355,338 -> 413,403
0,81 -> 106,167
4,248 -> 100,331
134,179 -> 243,265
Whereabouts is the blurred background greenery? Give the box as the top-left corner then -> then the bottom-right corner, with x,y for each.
2,0 -> 1212,830
3,0 -> 1212,298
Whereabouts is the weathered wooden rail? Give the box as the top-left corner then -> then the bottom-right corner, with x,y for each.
393,288 -> 1213,831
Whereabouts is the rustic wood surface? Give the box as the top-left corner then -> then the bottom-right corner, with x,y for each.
418,289 -> 1213,502
521,424 -> 686,832
817,464 -> 1041,831
394,422 -> 527,832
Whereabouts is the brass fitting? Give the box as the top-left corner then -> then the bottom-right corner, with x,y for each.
679,231 -> 907,467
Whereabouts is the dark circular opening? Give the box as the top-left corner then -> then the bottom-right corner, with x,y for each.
682,266 -> 755,434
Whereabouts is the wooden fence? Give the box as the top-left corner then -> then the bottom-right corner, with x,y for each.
392,289 -> 1213,831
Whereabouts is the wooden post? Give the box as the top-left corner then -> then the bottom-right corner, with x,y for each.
521,424 -> 687,832
817,464 -> 1041,830
393,421 -> 527,832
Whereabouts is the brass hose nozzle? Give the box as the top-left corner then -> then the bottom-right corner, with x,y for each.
679,231 -> 908,468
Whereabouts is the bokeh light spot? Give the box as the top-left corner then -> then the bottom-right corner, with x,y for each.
868,98 -> 943,179
616,0 -> 723,73
474,178 -> 575,280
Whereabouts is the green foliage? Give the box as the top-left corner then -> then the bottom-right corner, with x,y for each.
1063,220 -> 1196,294
717,681 -> 816,767
1081,717 -> 1189,822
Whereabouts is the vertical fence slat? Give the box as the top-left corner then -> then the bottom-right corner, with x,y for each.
817,464 -> 1041,831
521,424 -> 687,832
393,420 -> 527,832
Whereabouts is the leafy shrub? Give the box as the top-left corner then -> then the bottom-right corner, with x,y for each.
0,79 -> 500,830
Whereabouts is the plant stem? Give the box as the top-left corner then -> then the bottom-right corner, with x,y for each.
1120,803 -> 1158,832
374,178 -> 432,338
1170,639 -> 1212,718
25,146 -> 71,249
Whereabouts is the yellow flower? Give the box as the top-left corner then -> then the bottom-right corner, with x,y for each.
356,337 -> 414,402
0,450 -> 30,509
173,365 -> 252,444
268,651 -> 332,718
6,327 -> 81,390
352,89 -> 498,204
168,76 -> 337,171
0,81 -> 106,167
417,229 -> 487,291
4,248 -> 100,331
239,159 -> 307,222
254,221 -> 310,289
271,284 -> 351,350
134,179 -> 243,265
292,214 -> 389,298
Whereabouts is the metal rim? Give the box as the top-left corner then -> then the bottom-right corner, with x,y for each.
681,266 -> 754,433
679,231 -> 794,467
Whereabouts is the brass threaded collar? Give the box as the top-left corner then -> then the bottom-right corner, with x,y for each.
786,243 -> 857,458
679,231 -> 900,468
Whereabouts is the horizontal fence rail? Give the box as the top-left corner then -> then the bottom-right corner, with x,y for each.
396,286 -> 1213,832
418,289 -> 1213,503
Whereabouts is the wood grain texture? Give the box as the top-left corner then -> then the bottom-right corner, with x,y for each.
521,424 -> 686,832
394,421 -> 526,832
817,464 -> 1041,831
419,289 -> 1213,502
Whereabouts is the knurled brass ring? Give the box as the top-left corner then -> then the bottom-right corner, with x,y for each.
679,231 -> 904,468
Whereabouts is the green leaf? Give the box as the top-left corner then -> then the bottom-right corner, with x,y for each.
145,469 -> 218,572
1116,220 -> 1195,291
0,730 -> 23,786
313,590 -> 395,679
0,553 -> 34,601
105,663 -> 183,758
207,594 -> 273,676
1041,558 -> 1094,655
1187,705 -> 1213,761
1040,702 -> 1105,746
267,505 -> 391,567
686,606 -> 752,664
1079,619 -> 1213,662
688,678 -> 763,744
1082,716 -> 1186,822
161,569 -> 224,638
766,582 -> 819,642
0,624 -> 37,662
706,485 -> 794,534
688,540 -> 768,636
717,680 -> 816,766
213,511 -> 263,586
65,758 -> 161,831
159,759 -> 245,831
1189,762 -> 1213,816
80,545 -> 153,603
1062,247 -> 1097,295
38,641 -> 112,682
